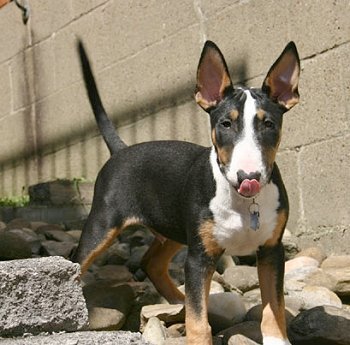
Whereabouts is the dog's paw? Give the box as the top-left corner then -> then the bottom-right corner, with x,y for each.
263,337 -> 292,345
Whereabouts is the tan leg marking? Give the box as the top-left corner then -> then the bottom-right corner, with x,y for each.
185,265 -> 214,345
141,237 -> 185,304
80,217 -> 141,275
258,262 -> 287,339
199,219 -> 224,257
264,210 -> 288,248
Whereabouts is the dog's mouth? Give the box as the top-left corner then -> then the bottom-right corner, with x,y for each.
236,179 -> 260,198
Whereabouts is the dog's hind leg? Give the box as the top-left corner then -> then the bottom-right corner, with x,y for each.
141,237 -> 185,304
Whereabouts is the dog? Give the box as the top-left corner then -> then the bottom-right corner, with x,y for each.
72,39 -> 300,345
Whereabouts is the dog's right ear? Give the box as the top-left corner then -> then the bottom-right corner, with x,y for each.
195,41 -> 233,112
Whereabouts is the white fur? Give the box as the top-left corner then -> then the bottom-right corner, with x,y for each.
263,336 -> 291,345
225,90 -> 268,186
209,147 -> 280,256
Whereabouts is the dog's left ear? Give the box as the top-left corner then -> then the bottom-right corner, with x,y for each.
195,41 -> 232,111
262,42 -> 300,110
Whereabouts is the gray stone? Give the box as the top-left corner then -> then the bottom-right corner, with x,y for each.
245,304 -> 296,326
44,229 -> 76,242
0,331 -> 150,344
94,264 -> 133,283
6,218 -> 31,230
88,306 -> 126,331
0,232 -> 32,260
323,266 -> 350,297
298,285 -> 342,310
218,321 -> 262,345
228,334 -> 260,345
296,246 -> 327,265
321,255 -> 350,269
142,316 -> 167,345
83,282 -> 135,319
140,304 -> 185,331
0,256 -> 88,336
66,229 -> 82,242
208,292 -> 246,333
8,228 -> 41,254
289,306 -> 350,345
222,266 -> 259,293
40,240 -> 76,258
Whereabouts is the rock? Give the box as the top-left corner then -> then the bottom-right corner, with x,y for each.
285,256 -> 319,273
164,338 -> 186,345
222,266 -> 259,293
30,221 -> 48,231
83,283 -> 135,321
8,228 -> 41,254
142,317 -> 167,345
218,321 -> 262,345
44,229 -> 76,243
289,306 -> 350,345
140,304 -> 185,331
227,334 -> 260,345
88,307 -> 126,331
242,288 -> 262,309
303,268 -> 337,291
0,221 -> 7,231
321,255 -> 350,269
0,256 -> 88,337
322,266 -> 350,297
208,292 -> 246,333
94,264 -> 133,283
40,240 -> 76,258
0,331 -> 151,345
296,246 -> 327,265
298,285 -> 342,310
0,232 -> 32,260
284,256 -> 319,281
245,304 -> 296,326
66,229 -> 82,241
166,323 -> 186,337
5,218 -> 31,230
216,254 -> 236,274
35,223 -> 64,234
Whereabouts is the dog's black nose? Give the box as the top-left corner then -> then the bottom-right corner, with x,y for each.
237,170 -> 261,185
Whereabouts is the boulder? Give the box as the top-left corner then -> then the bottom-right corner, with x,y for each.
0,256 -> 88,337
0,232 -> 32,260
289,306 -> 350,345
222,266 -> 259,293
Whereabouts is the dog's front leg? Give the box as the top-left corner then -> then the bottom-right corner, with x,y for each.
184,247 -> 217,345
257,242 -> 291,345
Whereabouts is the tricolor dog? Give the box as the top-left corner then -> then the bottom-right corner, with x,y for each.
73,40 -> 300,345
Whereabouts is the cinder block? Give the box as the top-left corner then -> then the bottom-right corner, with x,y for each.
54,0 -> 198,91
0,2 -> 29,63
11,38 -> 56,111
71,0 -> 108,18
205,0 -> 290,83
0,62 -> 11,117
299,136 -> 350,229
276,150 -> 302,234
288,1 -> 350,58
29,0 -> 73,43
117,100 -> 211,147
0,109 -> 33,162
281,46 -> 349,149
0,256 -> 88,337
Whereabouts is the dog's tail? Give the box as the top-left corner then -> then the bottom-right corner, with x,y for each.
77,40 -> 127,155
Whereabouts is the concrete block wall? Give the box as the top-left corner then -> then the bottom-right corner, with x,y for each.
0,0 -> 349,253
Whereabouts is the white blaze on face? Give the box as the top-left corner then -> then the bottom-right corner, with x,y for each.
226,90 -> 266,186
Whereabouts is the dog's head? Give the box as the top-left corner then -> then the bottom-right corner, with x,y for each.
195,41 -> 300,198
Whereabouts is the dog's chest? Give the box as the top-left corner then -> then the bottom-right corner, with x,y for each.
209,182 -> 280,256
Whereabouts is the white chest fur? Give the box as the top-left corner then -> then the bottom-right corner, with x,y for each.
209,148 -> 280,256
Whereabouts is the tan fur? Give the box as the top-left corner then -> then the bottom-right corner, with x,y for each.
199,220 -> 223,257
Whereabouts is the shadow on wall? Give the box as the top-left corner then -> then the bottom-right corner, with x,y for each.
0,52 -> 248,194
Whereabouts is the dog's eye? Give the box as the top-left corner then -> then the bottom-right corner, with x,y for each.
221,120 -> 232,128
264,120 -> 275,129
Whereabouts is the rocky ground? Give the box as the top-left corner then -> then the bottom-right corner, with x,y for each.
0,218 -> 350,345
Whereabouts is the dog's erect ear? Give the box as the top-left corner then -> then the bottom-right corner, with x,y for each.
262,42 -> 300,110
195,41 -> 232,111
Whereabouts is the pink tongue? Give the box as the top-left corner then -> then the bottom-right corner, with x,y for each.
238,179 -> 260,197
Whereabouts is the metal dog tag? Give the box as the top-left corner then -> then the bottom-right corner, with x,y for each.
249,199 -> 260,231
